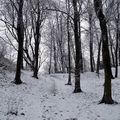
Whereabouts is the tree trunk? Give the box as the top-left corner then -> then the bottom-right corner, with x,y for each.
53,36 -> 58,73
94,0 -> 115,104
33,3 -> 41,79
49,27 -> 53,74
72,0 -> 82,93
14,0 -> 24,84
89,11 -> 94,72
60,15 -> 65,73
66,0 -> 71,85
115,2 -> 119,78
115,23 -> 119,78
79,18 -> 83,73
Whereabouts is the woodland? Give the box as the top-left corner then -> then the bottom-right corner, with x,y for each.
0,0 -> 120,120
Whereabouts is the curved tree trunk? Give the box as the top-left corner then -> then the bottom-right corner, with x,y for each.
94,0 -> 115,104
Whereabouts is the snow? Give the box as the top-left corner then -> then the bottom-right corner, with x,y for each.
0,70 -> 120,120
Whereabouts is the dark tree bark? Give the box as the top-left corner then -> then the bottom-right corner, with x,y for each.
14,0 -> 24,84
32,1 -> 41,79
21,57 -> 24,70
79,16 -> 83,73
94,0 -> 115,104
72,0 -> 82,93
33,18 -> 40,79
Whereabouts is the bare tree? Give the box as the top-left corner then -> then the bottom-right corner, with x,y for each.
13,0 -> 24,84
27,0 -> 48,78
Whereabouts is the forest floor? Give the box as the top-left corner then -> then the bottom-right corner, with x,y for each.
0,69 -> 120,120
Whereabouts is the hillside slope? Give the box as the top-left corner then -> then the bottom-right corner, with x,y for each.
0,70 -> 120,120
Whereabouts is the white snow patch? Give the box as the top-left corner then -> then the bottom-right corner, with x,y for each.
0,69 -> 120,120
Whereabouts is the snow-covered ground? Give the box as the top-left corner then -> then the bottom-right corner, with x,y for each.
0,70 -> 120,120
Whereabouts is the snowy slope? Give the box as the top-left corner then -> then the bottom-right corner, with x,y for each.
0,70 -> 120,120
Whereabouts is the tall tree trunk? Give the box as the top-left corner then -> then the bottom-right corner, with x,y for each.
94,0 -> 115,104
88,0 -> 95,72
66,0 -> 71,85
79,18 -> 83,73
53,36 -> 58,73
14,0 -> 24,84
60,14 -> 65,73
115,2 -> 119,78
89,11 -> 94,72
33,3 -> 41,79
49,27 -> 53,74
72,0 -> 82,93
115,24 -> 119,78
